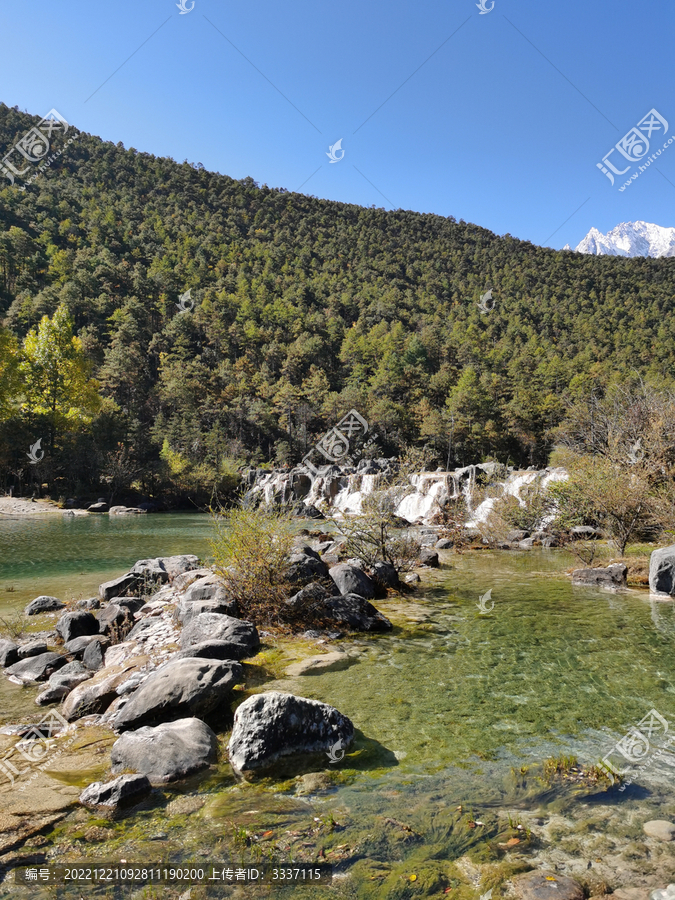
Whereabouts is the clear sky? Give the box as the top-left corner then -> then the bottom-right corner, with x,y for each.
0,0 -> 673,249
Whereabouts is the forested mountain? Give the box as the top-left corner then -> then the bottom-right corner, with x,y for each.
1,103 -> 675,500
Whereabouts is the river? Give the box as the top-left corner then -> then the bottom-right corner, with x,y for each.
1,513 -> 675,897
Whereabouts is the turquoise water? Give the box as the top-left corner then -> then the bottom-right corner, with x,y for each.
2,516 -> 675,897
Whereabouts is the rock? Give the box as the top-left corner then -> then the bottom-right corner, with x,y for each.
17,640 -> 49,659
287,553 -> 329,585
98,572 -> 140,602
130,558 -> 170,584
80,773 -> 151,808
64,634 -> 110,658
180,613 -> 260,659
650,545 -> 675,596
87,502 -> 109,513
114,657 -> 244,731
284,582 -> 330,615
62,665 -> 138,720
643,819 -> 675,841
228,691 -> 354,774
55,611 -> 99,643
572,564 -> 627,589
0,640 -> 19,667
159,555 -> 200,580
109,506 -> 146,515
295,544 -> 322,561
434,538 -> 454,550
418,548 -> 439,567
511,871 -> 584,900
36,665 -> 92,704
75,597 -> 100,611
83,639 -> 106,671
173,567 -> 212,592
35,684 -> 71,705
174,640 -> 248,661
114,596 -> 146,614
570,525 -> 601,539
318,594 -> 393,632
542,536 -> 558,548
404,573 -> 420,584
285,652 -> 352,676
177,597 -> 239,625
6,652 -> 67,682
519,538 -> 536,549
329,564 -> 376,599
314,541 -> 335,554
97,604 -> 133,637
370,561 -> 399,589
506,530 -> 529,542
111,718 -> 218,784
25,596 -> 65,616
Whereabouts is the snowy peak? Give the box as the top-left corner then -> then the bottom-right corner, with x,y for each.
573,221 -> 675,258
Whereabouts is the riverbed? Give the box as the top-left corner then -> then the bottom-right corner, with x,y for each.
1,515 -> 675,898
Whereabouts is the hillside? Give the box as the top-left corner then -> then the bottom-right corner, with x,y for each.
2,103 -> 675,497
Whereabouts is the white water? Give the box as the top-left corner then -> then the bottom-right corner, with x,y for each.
245,464 -> 568,526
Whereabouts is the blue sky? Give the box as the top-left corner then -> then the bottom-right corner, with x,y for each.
0,0 -> 673,249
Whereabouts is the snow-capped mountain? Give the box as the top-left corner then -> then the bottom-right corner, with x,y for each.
566,221 -> 675,258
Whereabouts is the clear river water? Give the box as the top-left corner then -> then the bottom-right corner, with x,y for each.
1,513 -> 675,898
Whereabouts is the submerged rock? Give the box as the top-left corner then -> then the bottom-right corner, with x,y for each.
80,773 -> 151,808
111,718 -> 218,784
511,871 -> 584,900
329,564 -> 375,599
25,595 -> 65,616
643,819 -> 675,841
319,594 -> 393,632
114,657 -> 243,731
285,651 -> 352,676
228,690 -> 354,774
650,545 -> 675,596
571,564 -> 627,589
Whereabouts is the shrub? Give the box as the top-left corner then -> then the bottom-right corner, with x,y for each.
209,504 -> 297,625
336,488 -> 421,573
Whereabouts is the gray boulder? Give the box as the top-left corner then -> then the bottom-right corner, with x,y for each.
75,597 -> 100,611
56,610 -> 99,643
130,558 -> 169,584
113,596 -> 145,614
434,538 -> 454,550
177,597 -> 239,625
572,564 -> 627,589
114,657 -> 243,731
99,572 -> 140,602
570,525 -> 601,539
319,594 -> 393,632
35,684 -> 71,705
158,555 -> 200,580
83,639 -> 106,671
97,604 -> 133,637
287,553 -> 329,585
175,640 -> 248,661
180,613 -> 260,659
64,634 -> 110,658
25,595 -> 65,616
87,502 -> 109,513
80,773 -> 151,808
418,548 -> 440,568
17,640 -> 49,659
111,718 -> 218,784
228,691 -> 354,774
329,564 -> 376,599
284,582 -> 330,615
36,664 -> 92,705
62,666 -> 135,720
506,530 -> 529,543
650,545 -> 675,596
370,561 -> 399,589
0,640 -> 19,667
6,652 -> 67,682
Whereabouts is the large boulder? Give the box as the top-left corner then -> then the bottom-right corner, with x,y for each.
114,657 -> 243,731
6,652 -> 67,682
370,561 -> 400,589
62,664 -> 139,720
97,604 -> 133,637
130,558 -> 169,584
182,575 -> 230,604
287,553 -> 329,585
25,595 -> 65,616
55,610 -> 99,643
650,545 -> 675,596
17,640 -> 48,659
284,582 -> 330,616
572,564 -> 627,589
175,640 -> 248,661
328,564 -> 376,599
111,718 -> 218,784
0,640 -> 19,667
64,634 -> 109,658
228,691 -> 354,774
180,613 -> 260,659
80,773 -> 151,808
83,639 -> 106,671
318,594 -> 393,632
98,573 -> 140,602
177,597 -> 239,625
36,664 -> 92,705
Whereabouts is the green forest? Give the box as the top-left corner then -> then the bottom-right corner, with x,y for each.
1,103 -> 675,503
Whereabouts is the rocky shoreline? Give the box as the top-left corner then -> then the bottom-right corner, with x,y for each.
2,525 -> 675,896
